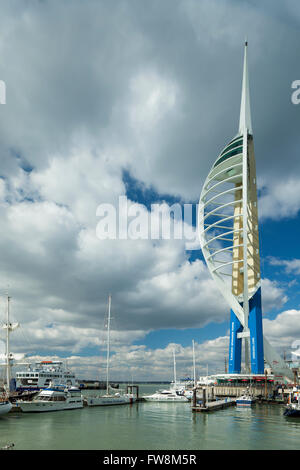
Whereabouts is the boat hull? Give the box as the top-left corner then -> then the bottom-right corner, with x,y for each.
17,400 -> 83,413
85,395 -> 132,406
236,395 -> 256,406
236,401 -> 254,406
284,406 -> 300,417
143,395 -> 188,402
0,401 -> 12,416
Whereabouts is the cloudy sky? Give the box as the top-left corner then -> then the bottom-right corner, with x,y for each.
0,0 -> 299,381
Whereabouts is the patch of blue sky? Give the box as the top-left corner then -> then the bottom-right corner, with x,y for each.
133,322 -> 228,350
12,149 -> 34,173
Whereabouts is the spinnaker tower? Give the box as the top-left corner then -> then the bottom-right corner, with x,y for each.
198,42 -> 293,380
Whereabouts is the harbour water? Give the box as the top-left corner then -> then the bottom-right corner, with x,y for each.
1,384 -> 300,450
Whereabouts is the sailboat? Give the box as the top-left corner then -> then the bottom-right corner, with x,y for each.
170,344 -> 195,400
180,340 -> 197,400
143,349 -> 189,402
0,294 -> 21,416
84,295 -> 135,406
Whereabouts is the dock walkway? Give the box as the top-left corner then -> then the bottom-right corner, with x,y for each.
192,398 -> 236,412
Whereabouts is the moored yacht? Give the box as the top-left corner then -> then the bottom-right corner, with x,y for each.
169,381 -> 193,400
84,295 -> 136,407
143,349 -> 189,403
17,384 -> 83,412
284,402 -> 300,417
284,395 -> 300,417
143,389 -> 189,402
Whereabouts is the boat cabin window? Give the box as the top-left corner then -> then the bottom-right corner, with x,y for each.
51,396 -> 66,401
35,396 -> 51,401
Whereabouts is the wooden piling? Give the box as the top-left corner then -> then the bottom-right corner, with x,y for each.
192,388 -> 197,407
203,388 -> 206,407
126,384 -> 139,400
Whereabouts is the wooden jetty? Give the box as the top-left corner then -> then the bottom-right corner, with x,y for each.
191,387 -> 236,412
192,398 -> 236,412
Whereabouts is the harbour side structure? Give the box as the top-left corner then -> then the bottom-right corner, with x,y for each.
198,42 -> 293,381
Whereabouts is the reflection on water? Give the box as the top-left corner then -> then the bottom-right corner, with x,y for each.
1,385 -> 300,450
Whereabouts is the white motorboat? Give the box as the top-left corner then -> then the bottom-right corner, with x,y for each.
284,393 -> 300,417
144,349 -> 189,403
236,391 -> 256,407
17,385 -> 83,412
183,389 -> 194,400
0,397 -> 12,416
143,389 -> 189,402
167,340 -> 197,401
168,382 -> 193,400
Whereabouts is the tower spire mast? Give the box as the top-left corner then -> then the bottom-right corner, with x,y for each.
239,40 -> 252,136
241,40 -> 251,372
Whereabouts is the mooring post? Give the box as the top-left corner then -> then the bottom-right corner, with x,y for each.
293,369 -> 298,387
203,388 -> 206,408
264,372 -> 268,399
192,387 -> 197,408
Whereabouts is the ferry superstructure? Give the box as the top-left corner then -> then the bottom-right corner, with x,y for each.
15,361 -> 77,392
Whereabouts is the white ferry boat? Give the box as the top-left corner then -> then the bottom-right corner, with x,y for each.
15,361 -> 77,392
17,385 -> 83,412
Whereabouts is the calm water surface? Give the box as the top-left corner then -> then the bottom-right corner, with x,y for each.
0,384 -> 300,450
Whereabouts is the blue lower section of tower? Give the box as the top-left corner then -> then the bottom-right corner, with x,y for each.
228,288 -> 264,374
229,310 -> 243,373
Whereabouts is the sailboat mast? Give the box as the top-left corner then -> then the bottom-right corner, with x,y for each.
173,349 -> 177,385
192,340 -> 196,387
106,295 -> 111,395
6,295 -> 10,394
240,41 -> 252,372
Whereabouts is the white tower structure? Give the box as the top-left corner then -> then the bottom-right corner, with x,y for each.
198,42 -> 293,381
